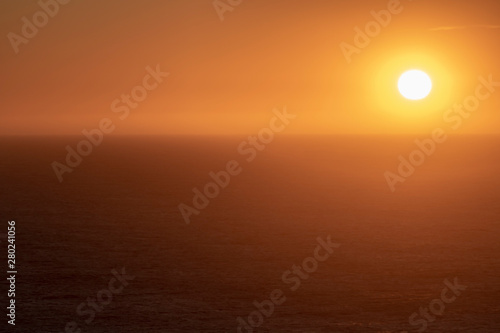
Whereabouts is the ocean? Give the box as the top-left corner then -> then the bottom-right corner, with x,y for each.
1,135 -> 499,332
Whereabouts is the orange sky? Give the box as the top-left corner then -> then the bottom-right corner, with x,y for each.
1,0 -> 500,135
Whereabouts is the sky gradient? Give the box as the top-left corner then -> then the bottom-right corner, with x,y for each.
1,0 -> 500,135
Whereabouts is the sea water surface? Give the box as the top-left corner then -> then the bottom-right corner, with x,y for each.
1,135 -> 499,332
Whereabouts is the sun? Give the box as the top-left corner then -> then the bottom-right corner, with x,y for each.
398,70 -> 433,100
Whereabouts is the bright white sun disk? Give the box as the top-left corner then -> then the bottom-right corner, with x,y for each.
398,70 -> 432,100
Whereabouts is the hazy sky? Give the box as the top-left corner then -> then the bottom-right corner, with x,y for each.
1,0 -> 500,135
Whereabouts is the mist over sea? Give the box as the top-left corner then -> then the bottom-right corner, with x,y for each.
1,135 -> 499,332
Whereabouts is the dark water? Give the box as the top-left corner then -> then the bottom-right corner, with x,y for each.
1,136 -> 499,332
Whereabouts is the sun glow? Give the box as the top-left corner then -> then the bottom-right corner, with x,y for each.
367,51 -> 456,132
